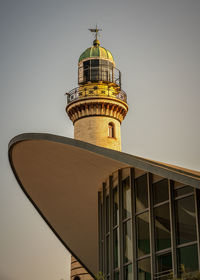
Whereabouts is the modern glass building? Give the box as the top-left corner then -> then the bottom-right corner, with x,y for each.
98,167 -> 200,280
8,135 -> 200,280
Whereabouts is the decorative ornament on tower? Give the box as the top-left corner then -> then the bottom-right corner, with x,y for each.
66,27 -> 128,151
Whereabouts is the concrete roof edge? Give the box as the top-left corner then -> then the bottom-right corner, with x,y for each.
9,133 -> 200,188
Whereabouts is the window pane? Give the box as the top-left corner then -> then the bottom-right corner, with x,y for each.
106,235 -> 110,273
113,228 -> 120,268
155,253 -> 172,280
106,196 -> 109,233
124,264 -> 132,280
100,60 -> 108,66
123,220 -> 132,263
178,244 -> 198,275
108,126 -> 112,137
136,212 -> 150,257
175,195 -> 197,245
113,187 -> 119,226
153,179 -> 169,205
91,69 -> 99,81
102,69 -> 108,81
154,203 -> 171,251
174,186 -> 193,197
108,123 -> 114,138
83,60 -> 90,68
123,177 -> 131,219
109,61 -> 113,68
138,258 -> 151,280
114,271 -> 119,280
100,240 -> 103,271
91,59 -> 99,67
109,69 -> 113,82
135,174 -> 148,212
84,69 -> 90,82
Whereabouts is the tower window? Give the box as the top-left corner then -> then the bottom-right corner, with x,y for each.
108,122 -> 115,138
74,277 -> 80,280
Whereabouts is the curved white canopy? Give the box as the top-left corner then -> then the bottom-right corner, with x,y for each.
9,133 -> 200,276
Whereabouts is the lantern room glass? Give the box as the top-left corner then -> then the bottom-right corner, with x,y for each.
78,59 -> 121,86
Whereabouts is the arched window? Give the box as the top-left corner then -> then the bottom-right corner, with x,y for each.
108,122 -> 115,138
74,276 -> 80,280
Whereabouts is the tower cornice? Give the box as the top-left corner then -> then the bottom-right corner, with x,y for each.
66,97 -> 128,124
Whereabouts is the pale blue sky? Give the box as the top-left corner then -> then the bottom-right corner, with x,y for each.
0,0 -> 200,279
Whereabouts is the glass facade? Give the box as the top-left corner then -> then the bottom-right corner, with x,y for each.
123,220 -> 132,263
155,253 -> 172,279
99,168 -> 200,280
114,228 -> 120,269
135,174 -> 148,212
177,245 -> 198,275
175,195 -> 197,245
154,203 -> 171,251
136,212 -> 150,257
138,258 -> 151,280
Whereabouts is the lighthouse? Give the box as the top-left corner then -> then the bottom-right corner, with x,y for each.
66,27 -> 129,280
66,27 -> 128,151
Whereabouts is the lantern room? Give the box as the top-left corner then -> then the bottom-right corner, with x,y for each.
78,39 -> 121,88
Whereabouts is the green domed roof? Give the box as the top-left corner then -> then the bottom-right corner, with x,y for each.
79,40 -> 114,63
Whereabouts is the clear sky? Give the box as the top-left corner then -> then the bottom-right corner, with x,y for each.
0,0 -> 200,279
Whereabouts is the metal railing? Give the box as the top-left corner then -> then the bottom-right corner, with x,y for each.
78,65 -> 121,87
66,86 -> 127,104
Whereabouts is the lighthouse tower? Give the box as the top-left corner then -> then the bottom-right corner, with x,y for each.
66,28 -> 128,151
66,28 -> 128,280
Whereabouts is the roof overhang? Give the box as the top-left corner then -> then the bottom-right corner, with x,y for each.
8,133 -> 200,276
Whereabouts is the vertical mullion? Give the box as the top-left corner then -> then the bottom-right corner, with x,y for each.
169,180 -> 178,278
118,169 -> 124,280
109,176 -> 114,279
130,168 -> 137,280
112,66 -> 114,83
98,191 -> 103,272
89,60 -> 91,81
99,60 -> 101,81
194,188 -> 200,269
103,183 -> 106,275
147,173 -> 155,280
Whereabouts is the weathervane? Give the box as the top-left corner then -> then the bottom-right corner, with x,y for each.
88,25 -> 102,41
